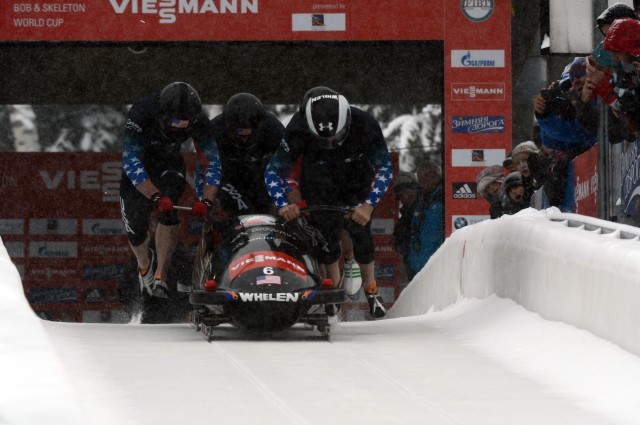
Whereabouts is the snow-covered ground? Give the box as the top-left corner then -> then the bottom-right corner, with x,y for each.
2,212 -> 640,425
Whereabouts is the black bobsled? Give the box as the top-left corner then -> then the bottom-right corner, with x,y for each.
189,207 -> 348,340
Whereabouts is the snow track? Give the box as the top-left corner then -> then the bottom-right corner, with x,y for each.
42,302 -> 617,425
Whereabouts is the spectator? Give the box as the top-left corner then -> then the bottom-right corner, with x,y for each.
503,154 -> 516,173
408,161 -> 444,275
534,57 -> 598,154
476,164 -> 505,219
592,18 -> 640,134
500,171 -> 528,215
583,5 -> 638,144
511,141 -> 542,205
392,171 -> 420,281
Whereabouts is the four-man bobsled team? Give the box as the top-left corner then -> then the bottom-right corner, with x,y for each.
119,82 -> 393,319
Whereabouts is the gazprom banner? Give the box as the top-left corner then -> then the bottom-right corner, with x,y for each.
0,0 -> 444,41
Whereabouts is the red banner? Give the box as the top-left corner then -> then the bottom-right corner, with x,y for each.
444,1 -> 512,235
1,0 -> 443,41
573,145 -> 599,217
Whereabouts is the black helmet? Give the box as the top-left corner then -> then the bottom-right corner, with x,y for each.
224,93 -> 265,145
157,82 -> 202,143
301,86 -> 351,149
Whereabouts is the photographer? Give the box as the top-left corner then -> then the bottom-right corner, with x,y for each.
534,57 -> 598,154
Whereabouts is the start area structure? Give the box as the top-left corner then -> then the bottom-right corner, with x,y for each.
0,0 -> 512,234
0,1 -> 511,321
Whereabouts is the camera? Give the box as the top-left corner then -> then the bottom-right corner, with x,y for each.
540,87 -> 575,122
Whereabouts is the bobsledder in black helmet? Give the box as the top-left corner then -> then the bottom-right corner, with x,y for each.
301,86 -> 351,150
157,82 -> 202,144
224,92 -> 266,148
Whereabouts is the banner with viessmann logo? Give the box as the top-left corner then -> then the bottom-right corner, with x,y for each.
444,0 -> 511,234
0,0 -> 444,41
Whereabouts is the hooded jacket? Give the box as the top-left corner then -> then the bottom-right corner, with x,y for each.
604,18 -> 640,56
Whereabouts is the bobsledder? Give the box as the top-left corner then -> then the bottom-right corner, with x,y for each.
188,205 -> 350,341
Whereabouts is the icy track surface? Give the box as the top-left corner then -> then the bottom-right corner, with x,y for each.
38,296 -> 640,425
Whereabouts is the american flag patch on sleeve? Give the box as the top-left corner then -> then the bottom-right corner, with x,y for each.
171,118 -> 189,128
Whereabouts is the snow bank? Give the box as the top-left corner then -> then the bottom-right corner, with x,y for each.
0,237 -> 85,425
390,207 -> 640,357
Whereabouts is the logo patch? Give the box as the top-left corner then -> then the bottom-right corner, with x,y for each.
451,50 -> 504,68
452,182 -> 478,199
452,149 -> 505,167
228,251 -> 306,280
452,116 -> 505,134
451,83 -> 506,101
461,0 -> 494,22
452,215 -> 489,231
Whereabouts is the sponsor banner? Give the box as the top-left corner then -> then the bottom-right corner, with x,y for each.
29,267 -> 78,280
374,244 -> 396,254
29,241 -> 78,258
292,13 -> 345,32
29,218 -> 77,235
452,215 -> 490,231
374,263 -> 395,282
84,287 -> 110,303
370,219 -> 394,236
451,149 -> 505,167
82,264 -> 125,281
573,146 -> 598,217
450,83 -> 506,101
28,287 -> 78,304
4,241 -> 25,258
621,139 -> 640,215
0,219 -> 24,235
0,1 -> 444,41
451,50 -> 504,68
82,243 -> 130,258
228,250 -> 306,280
451,116 -> 505,134
82,219 -> 125,235
452,182 -> 478,200
461,0 -> 494,22
225,291 -> 306,303
83,310 -> 129,323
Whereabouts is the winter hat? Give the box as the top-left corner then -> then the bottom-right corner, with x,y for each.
476,165 -> 505,200
393,171 -> 418,193
559,57 -> 587,89
511,141 -> 539,164
502,171 -> 524,195
596,3 -> 637,30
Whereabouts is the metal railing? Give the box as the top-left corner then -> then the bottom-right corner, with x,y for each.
546,207 -> 640,240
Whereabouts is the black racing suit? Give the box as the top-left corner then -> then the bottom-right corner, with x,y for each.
203,111 -> 284,217
264,107 -> 393,264
119,92 -> 221,246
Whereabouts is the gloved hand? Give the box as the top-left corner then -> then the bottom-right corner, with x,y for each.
192,199 -> 214,218
150,192 -> 174,212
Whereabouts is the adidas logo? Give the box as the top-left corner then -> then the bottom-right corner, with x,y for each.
453,183 -> 477,199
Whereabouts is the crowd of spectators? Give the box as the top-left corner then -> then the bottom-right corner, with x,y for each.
476,2 -> 640,219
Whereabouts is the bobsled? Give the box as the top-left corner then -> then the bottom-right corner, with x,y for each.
189,207 -> 348,340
